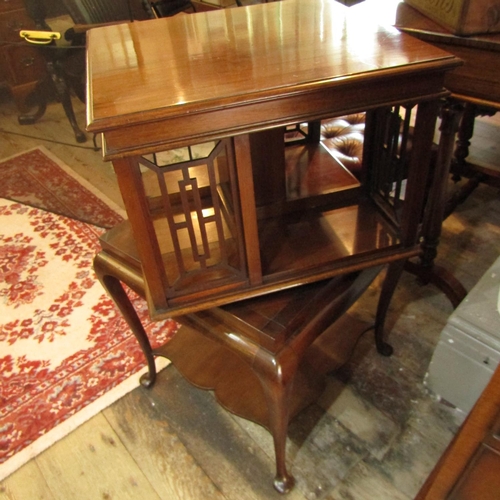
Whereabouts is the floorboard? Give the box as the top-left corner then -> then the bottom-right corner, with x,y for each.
104,387 -> 228,500
0,460 -> 55,500
138,367 -> 308,500
35,413 -> 162,500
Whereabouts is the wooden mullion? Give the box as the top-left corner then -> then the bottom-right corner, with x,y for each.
233,134 -> 263,285
157,166 -> 187,275
207,160 -> 229,263
400,99 -> 440,247
112,156 -> 169,310
226,139 -> 248,275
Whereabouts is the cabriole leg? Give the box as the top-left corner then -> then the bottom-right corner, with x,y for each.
254,350 -> 298,494
93,254 -> 157,387
374,260 -> 406,357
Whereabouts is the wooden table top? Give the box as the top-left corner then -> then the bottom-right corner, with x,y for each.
86,0 -> 459,157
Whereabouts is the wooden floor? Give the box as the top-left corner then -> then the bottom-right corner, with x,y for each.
1,89 -> 500,500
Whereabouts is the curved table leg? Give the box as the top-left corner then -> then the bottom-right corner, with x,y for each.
254,348 -> 298,494
50,60 -> 86,143
373,260 -> 406,357
93,253 -> 157,387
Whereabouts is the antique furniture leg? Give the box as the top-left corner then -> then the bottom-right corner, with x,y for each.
252,347 -> 298,493
17,83 -> 47,126
445,135 -> 484,217
445,102 -> 498,217
93,252 -> 157,387
445,102 -> 482,216
453,103 -> 497,178
172,311 -> 305,494
373,259 -> 406,357
182,266 -> 385,494
405,100 -> 468,308
54,62 -> 87,143
453,102 -> 476,179
173,309 -> 301,494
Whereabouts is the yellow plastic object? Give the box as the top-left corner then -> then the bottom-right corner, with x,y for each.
19,30 -> 61,45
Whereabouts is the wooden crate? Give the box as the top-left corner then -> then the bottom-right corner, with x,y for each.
404,0 -> 500,35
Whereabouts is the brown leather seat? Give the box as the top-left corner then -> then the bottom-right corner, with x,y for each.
321,113 -> 438,183
321,113 -> 365,178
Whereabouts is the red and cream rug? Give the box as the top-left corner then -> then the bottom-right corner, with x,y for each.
0,150 -> 178,481
0,146 -> 123,229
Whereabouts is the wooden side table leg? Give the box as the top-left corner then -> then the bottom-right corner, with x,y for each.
17,80 -> 48,124
446,103 -> 496,216
306,120 -> 321,143
254,348 -> 298,494
374,259 -> 406,357
93,252 -> 157,387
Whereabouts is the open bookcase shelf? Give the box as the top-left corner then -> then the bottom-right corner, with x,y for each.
100,131 -> 411,319
258,197 -> 401,278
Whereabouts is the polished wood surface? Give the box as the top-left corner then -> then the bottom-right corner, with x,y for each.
86,0 -> 458,157
159,285 -> 378,426
87,0 -> 461,319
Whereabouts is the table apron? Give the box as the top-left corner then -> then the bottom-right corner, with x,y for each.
100,71 -> 450,160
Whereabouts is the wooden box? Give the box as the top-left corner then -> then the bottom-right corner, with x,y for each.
404,0 -> 500,35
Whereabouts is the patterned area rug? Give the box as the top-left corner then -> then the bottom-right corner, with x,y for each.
0,147 -> 123,229
0,151 -> 178,481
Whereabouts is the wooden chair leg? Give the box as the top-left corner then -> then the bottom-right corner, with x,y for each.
93,253 -> 157,387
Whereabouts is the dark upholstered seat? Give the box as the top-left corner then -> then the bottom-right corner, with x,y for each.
321,113 -> 366,178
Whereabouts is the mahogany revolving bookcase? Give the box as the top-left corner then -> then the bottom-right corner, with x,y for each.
87,0 -> 461,492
